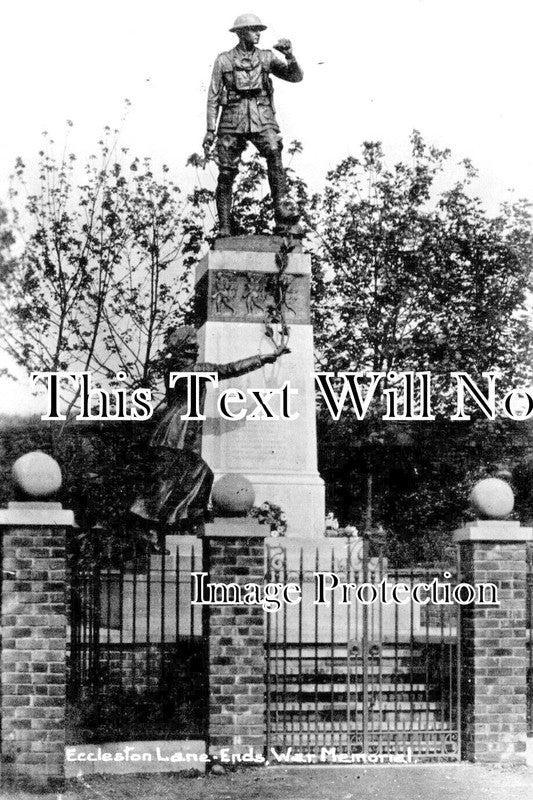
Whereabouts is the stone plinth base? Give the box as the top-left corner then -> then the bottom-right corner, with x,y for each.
195,241 -> 325,537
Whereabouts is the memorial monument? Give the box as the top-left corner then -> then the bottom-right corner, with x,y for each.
131,14 -> 325,538
196,13 -> 325,537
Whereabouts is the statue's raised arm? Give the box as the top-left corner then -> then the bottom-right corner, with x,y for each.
130,326 -> 290,534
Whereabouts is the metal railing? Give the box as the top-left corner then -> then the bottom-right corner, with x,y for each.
264,541 -> 461,762
67,530 -> 206,744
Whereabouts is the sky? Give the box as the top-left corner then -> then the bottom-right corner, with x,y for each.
0,0 -> 532,413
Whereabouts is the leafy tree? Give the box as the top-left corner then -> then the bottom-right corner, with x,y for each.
2,127 -> 209,414
180,135 -> 533,563
3,129 -> 533,565
0,203 -> 18,378
311,132 -> 533,562
314,132 -> 533,399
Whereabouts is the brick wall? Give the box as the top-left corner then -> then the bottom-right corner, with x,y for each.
204,529 -> 266,754
459,539 -> 528,762
1,525 -> 66,787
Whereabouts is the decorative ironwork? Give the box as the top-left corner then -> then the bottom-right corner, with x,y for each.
265,540 -> 462,763
444,732 -> 460,753
267,540 -> 369,580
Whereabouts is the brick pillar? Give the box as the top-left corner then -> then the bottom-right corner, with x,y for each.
203,519 -> 266,757
0,501 -> 74,789
454,519 -> 532,763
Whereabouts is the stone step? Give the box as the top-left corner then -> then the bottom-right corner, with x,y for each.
267,725 -> 452,737
267,700 -> 441,712
268,720 -> 448,733
268,664 -> 432,678
267,645 -> 426,657
269,682 -> 429,692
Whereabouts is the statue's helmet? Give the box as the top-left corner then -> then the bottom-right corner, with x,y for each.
229,13 -> 267,32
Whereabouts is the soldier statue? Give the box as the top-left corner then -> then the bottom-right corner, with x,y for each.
203,13 -> 303,236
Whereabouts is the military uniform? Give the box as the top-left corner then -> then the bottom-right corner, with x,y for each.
206,41 -> 303,233
207,44 -> 303,167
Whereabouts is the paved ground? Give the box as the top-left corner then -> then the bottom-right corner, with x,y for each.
2,764 -> 532,800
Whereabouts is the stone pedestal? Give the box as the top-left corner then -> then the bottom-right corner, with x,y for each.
203,519 -> 266,756
194,237 -> 325,537
0,501 -> 74,789
453,520 -> 533,763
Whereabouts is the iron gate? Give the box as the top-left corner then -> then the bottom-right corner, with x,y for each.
265,539 -> 461,762
67,530 -> 207,743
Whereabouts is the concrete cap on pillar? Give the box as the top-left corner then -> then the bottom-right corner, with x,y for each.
12,451 -> 62,498
469,477 -> 514,520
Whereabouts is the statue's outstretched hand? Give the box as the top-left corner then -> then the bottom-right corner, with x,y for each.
273,38 -> 293,58
203,131 -> 215,157
262,345 -> 290,364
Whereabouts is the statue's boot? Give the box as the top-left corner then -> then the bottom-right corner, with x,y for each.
267,153 -> 288,231
216,171 -> 236,237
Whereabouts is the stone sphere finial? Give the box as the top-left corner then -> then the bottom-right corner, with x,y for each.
469,477 -> 514,520
212,474 -> 255,517
12,451 -> 62,498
